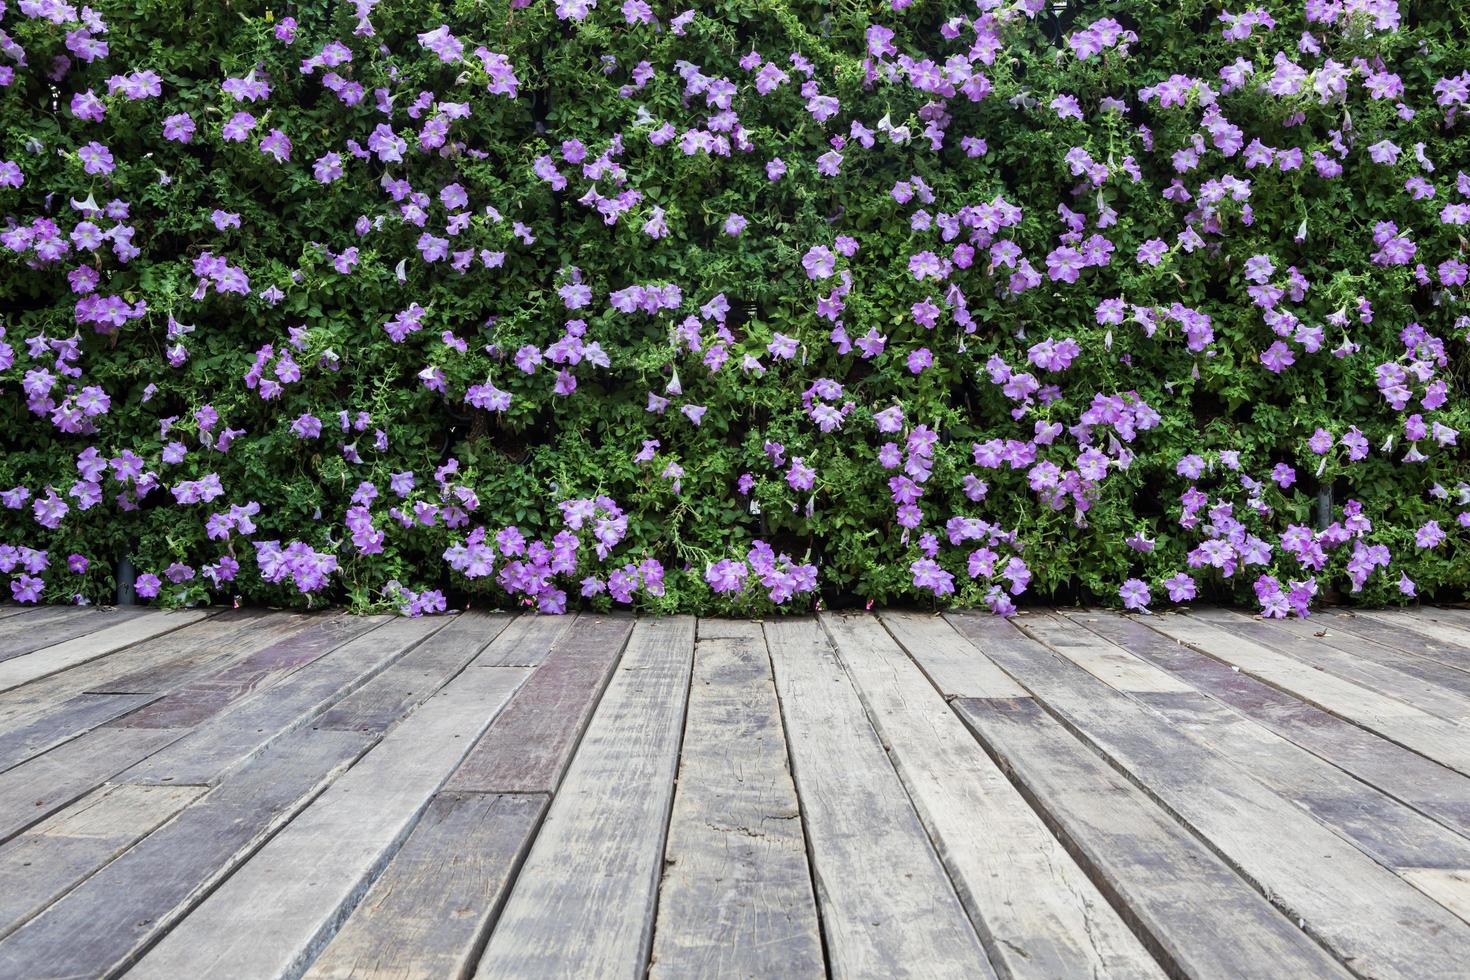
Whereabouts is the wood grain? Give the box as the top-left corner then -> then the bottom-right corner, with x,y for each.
475,617 -> 694,980
764,617 -> 994,980
651,621 -> 823,980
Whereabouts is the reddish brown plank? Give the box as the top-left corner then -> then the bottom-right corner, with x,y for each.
444,613 -> 633,793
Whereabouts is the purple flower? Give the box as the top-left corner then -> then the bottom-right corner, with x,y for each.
78,142 -> 114,175
1118,578 -> 1151,611
162,113 -> 196,143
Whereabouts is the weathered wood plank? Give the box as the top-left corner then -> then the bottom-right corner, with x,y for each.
129,664 -> 531,979
118,616 -> 441,786
1067,610 -> 1470,841
0,609 -> 214,693
877,610 -> 1028,699
0,608 -> 151,664
953,696 -> 1350,979
475,617 -> 695,980
1027,612 -> 1470,873
1145,612 -> 1470,777
93,609 -> 316,693
1360,609 -> 1470,652
1190,608 -> 1470,722
0,607 -> 97,651
955,611 -> 1470,979
1312,609 -> 1470,675
0,727 -> 373,978
763,617 -> 994,980
0,727 -> 183,843
304,792 -> 548,980
316,610 -> 516,733
650,622 -> 824,980
0,606 -> 40,622
470,611 -> 577,666
0,693 -> 153,774
0,612 -> 313,757
836,613 -> 1161,979
0,784 -> 205,938
1269,611 -> 1470,699
112,613 -> 381,729
1401,868 -> 1470,924
444,613 -> 633,794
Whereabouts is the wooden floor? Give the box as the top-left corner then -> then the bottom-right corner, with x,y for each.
0,607 -> 1469,977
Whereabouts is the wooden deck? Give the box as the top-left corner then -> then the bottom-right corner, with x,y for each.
0,606 -> 1469,977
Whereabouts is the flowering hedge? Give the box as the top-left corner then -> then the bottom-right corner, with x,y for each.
1,0 -> 1468,617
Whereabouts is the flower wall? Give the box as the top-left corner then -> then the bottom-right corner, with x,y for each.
0,0 -> 1467,617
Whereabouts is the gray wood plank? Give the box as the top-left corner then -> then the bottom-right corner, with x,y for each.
763,617 -> 994,980
0,610 -> 215,693
0,727 -> 184,842
0,727 -> 373,978
1066,610 -> 1470,842
1190,608 -> 1470,723
1145,612 -> 1470,776
471,611 -> 577,666
650,621 -> 824,980
1027,612 -> 1470,874
0,611 -> 307,728
0,784 -> 205,938
834,612 -> 1162,979
0,607 -> 151,663
304,792 -> 548,980
316,610 -> 516,733
876,610 -> 1029,699
1308,609 -> 1470,676
129,664 -> 531,979
955,611 -> 1470,979
953,695 -> 1351,979
475,617 -> 695,980
1361,609 -> 1470,652
0,606 -> 40,622
0,693 -> 152,774
113,613 -> 379,729
118,616 -> 440,786
444,613 -> 633,793
0,607 -> 96,650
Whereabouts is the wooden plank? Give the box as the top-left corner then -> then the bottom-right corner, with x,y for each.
695,616 -> 766,640
1314,609 -> 1470,674
1066,610 -> 1470,841
0,727 -> 374,977
130,664 -> 531,979
0,693 -> 153,773
1270,611 -> 1470,697
763,617 -> 994,979
650,621 -> 824,980
1360,609 -> 1470,652
1402,869 -> 1470,924
953,696 -> 1350,979
1026,612 -> 1470,873
0,609 -> 214,693
112,613 -> 381,729
1145,612 -> 1470,777
444,613 -> 633,793
304,792 -> 548,980
0,784 -> 205,938
475,617 -> 695,980
876,610 -> 1028,698
0,727 -> 184,842
0,612 -> 315,761
0,606 -> 40,622
0,607 -> 96,651
835,613 -> 1161,979
118,616 -> 442,786
0,610 -> 297,720
954,611 -> 1470,978
471,611 -> 577,666
0,608 -> 150,663
1189,608 -> 1470,722
316,609 -> 516,732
